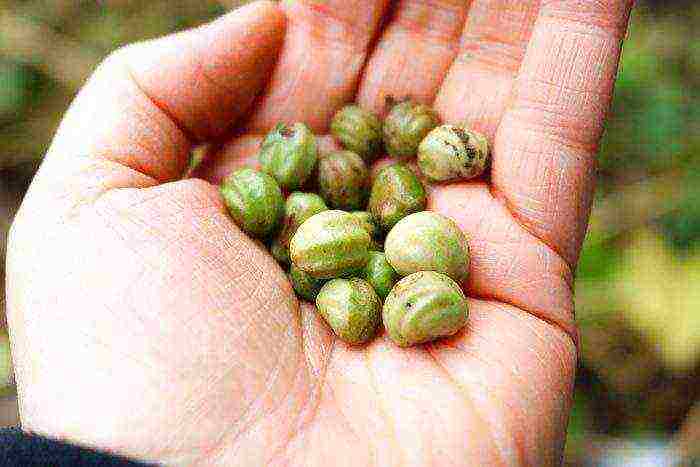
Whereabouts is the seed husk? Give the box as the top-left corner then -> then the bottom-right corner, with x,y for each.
383,99 -> 440,159
317,150 -> 370,211
290,263 -> 326,302
272,192 -> 328,266
363,251 -> 399,300
271,238 -> 291,266
347,211 -> 381,240
330,105 -> 384,162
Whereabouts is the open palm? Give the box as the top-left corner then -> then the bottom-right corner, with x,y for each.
6,1 -> 633,465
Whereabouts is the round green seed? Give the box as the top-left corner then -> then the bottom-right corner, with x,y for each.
369,163 -> 427,232
383,99 -> 440,159
383,271 -> 469,347
290,263 -> 326,302
363,251 -> 399,300
220,168 -> 284,239
317,150 -> 370,211
384,211 -> 470,283
271,238 -> 291,266
290,210 -> 371,279
417,124 -> 490,182
260,122 -> 318,191
316,278 -> 381,345
330,105 -> 384,162
272,192 -> 328,266
347,211 -> 381,240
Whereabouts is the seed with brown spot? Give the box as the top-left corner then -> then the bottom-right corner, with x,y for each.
417,124 -> 490,182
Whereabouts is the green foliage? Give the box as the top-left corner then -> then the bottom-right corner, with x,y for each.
565,390 -> 594,459
576,239 -> 623,283
657,168 -> 700,250
573,0 -> 700,449
0,60 -> 43,123
599,6 -> 699,175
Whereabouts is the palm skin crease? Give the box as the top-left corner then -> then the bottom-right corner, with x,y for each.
5,1 -> 633,466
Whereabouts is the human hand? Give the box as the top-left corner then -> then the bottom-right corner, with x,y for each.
6,1 -> 633,465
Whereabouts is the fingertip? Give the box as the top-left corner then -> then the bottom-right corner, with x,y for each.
224,0 -> 287,37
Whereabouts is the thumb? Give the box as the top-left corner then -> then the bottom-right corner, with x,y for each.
41,0 -> 285,191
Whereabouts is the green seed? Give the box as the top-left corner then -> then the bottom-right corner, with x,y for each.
271,238 -> 291,266
220,168 -> 285,239
330,105 -> 384,162
363,251 -> 399,300
369,238 -> 384,252
260,122 -> 318,191
290,210 -> 370,279
383,99 -> 440,159
272,192 -> 328,266
417,124 -> 490,182
318,150 -> 370,211
347,211 -> 381,240
316,278 -> 381,345
369,163 -> 427,232
383,271 -> 469,347
290,263 -> 326,302
384,211 -> 470,283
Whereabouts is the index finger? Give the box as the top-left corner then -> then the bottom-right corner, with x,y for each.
244,0 -> 391,133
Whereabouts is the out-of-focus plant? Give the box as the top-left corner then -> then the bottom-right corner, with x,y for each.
0,0 -> 225,169
599,5 -> 698,177
570,0 -> 700,453
618,229 -> 700,373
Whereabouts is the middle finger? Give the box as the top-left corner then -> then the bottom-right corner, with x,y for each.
434,0 -> 542,139
244,0 -> 392,133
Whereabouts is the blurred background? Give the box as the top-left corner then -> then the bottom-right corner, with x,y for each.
0,0 -> 697,465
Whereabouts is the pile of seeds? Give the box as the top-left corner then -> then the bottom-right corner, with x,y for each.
219,100 -> 490,347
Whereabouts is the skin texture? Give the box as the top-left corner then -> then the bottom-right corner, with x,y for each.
383,271 -> 469,347
5,1 -> 634,465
